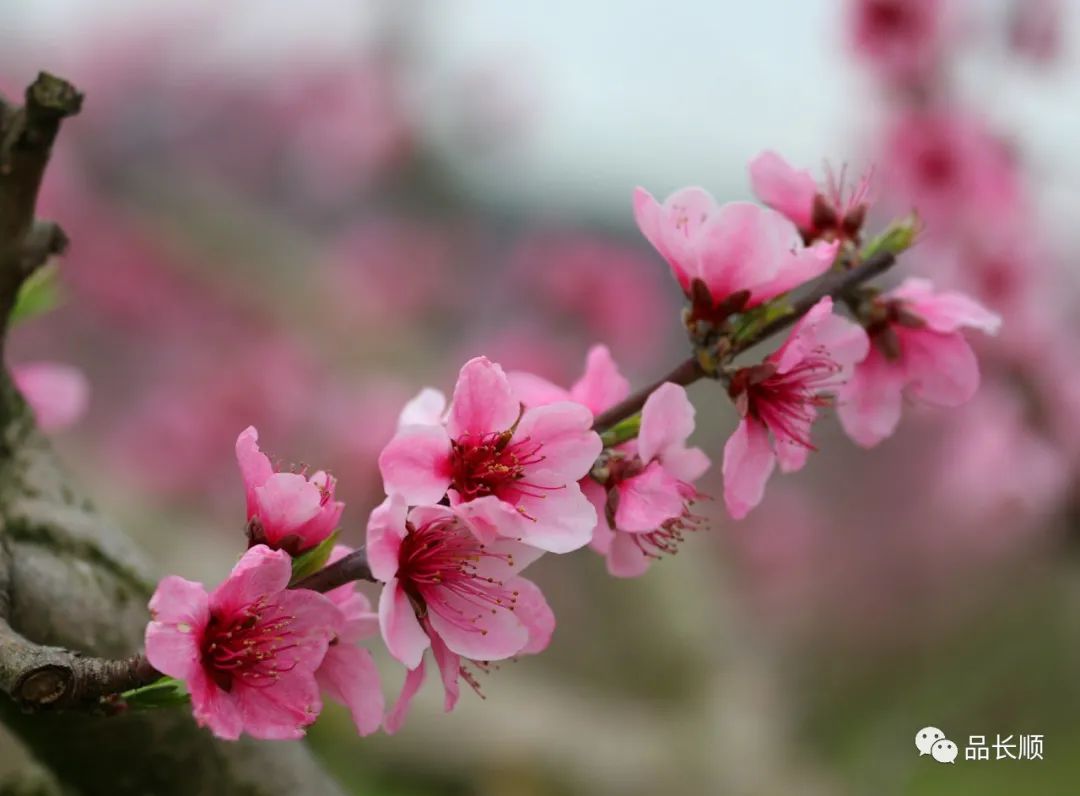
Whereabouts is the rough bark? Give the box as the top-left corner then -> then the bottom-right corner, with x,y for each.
0,74 -> 345,796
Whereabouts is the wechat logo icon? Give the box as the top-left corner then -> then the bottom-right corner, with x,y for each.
915,727 -> 957,764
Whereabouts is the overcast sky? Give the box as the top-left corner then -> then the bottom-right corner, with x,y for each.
5,0 -> 1079,224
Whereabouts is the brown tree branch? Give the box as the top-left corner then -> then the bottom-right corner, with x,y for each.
591,250 -> 898,431
0,73 -> 346,796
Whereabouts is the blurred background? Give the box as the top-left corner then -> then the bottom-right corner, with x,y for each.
3,1 -> 1080,793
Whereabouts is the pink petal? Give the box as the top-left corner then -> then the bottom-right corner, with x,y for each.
774,435 -> 811,473
696,202 -> 788,304
506,371 -> 571,408
633,186 -> 714,293
901,328 -> 980,408
378,424 -> 453,505
267,589 -> 342,671
659,446 -> 711,483
446,356 -> 521,438
427,592 -> 529,662
445,495 -> 518,544
397,387 -> 447,428
752,239 -> 838,303
511,577 -> 556,655
569,345 -> 630,416
509,475 -> 597,553
614,461 -> 685,532
317,645 -> 384,736
189,668 -> 244,741
515,401 -> 602,483
145,576 -> 210,681
891,278 -> 1002,335
748,150 -> 818,230
384,659 -> 426,735
606,532 -> 652,578
235,426 -> 274,516
378,579 -> 430,669
209,545 -> 292,617
638,382 -> 696,464
429,630 -> 461,713
722,418 -> 777,520
12,362 -> 89,433
770,299 -> 869,390
366,496 -> 408,582
253,473 -> 323,542
582,478 -> 613,555
231,670 -> 321,740
836,346 -> 906,448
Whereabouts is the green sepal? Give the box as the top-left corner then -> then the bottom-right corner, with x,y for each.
730,298 -> 792,344
860,213 -> 920,260
289,531 -> 340,585
9,263 -> 64,326
120,676 -> 190,710
600,414 -> 642,449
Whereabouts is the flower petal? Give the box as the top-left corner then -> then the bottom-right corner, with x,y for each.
748,150 -> 818,230
515,401 -> 602,483
209,545 -> 291,617
614,461 -> 685,532
366,496 -> 408,582
378,579 -> 430,669
901,328 -> 980,408
722,418 -> 777,519
447,356 -> 521,438
638,382 -> 696,464
837,346 -> 906,448
570,345 -> 630,416
378,424 -> 453,505
384,658 -> 426,735
510,476 -> 597,553
511,577 -> 556,655
397,387 -> 448,428
145,576 -> 209,681
317,645 -> 384,736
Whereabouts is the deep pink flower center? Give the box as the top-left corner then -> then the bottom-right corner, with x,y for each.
398,517 -> 518,639
201,598 -> 298,692
738,354 -> 842,448
450,430 -> 546,502
864,0 -> 917,36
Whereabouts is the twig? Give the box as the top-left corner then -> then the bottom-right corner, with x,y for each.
592,250 -> 897,431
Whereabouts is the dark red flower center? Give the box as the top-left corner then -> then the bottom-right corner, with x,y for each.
201,598 -> 298,692
398,516 -> 518,637
450,430 -> 547,502
732,355 -> 842,448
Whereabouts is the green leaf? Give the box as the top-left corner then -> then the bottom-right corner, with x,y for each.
121,676 -> 190,711
600,414 -> 642,448
9,263 -> 63,326
290,531 -> 340,585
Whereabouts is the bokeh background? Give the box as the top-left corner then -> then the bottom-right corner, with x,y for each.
3,1 -> 1080,794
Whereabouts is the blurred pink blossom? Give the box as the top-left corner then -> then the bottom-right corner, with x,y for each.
11,361 -> 90,432
847,0 -> 949,85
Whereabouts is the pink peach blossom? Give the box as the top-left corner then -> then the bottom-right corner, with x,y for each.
586,383 -> 710,577
749,151 -> 872,244
11,362 -> 89,432
848,0 -> 948,85
145,545 -> 340,740
315,545 -> 385,736
367,498 -> 552,733
378,357 -> 602,553
723,298 -> 869,519
879,109 -> 1024,236
837,278 -> 1001,448
236,426 -> 344,555
633,187 -> 838,314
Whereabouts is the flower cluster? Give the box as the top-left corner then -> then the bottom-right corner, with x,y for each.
142,149 -> 997,741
